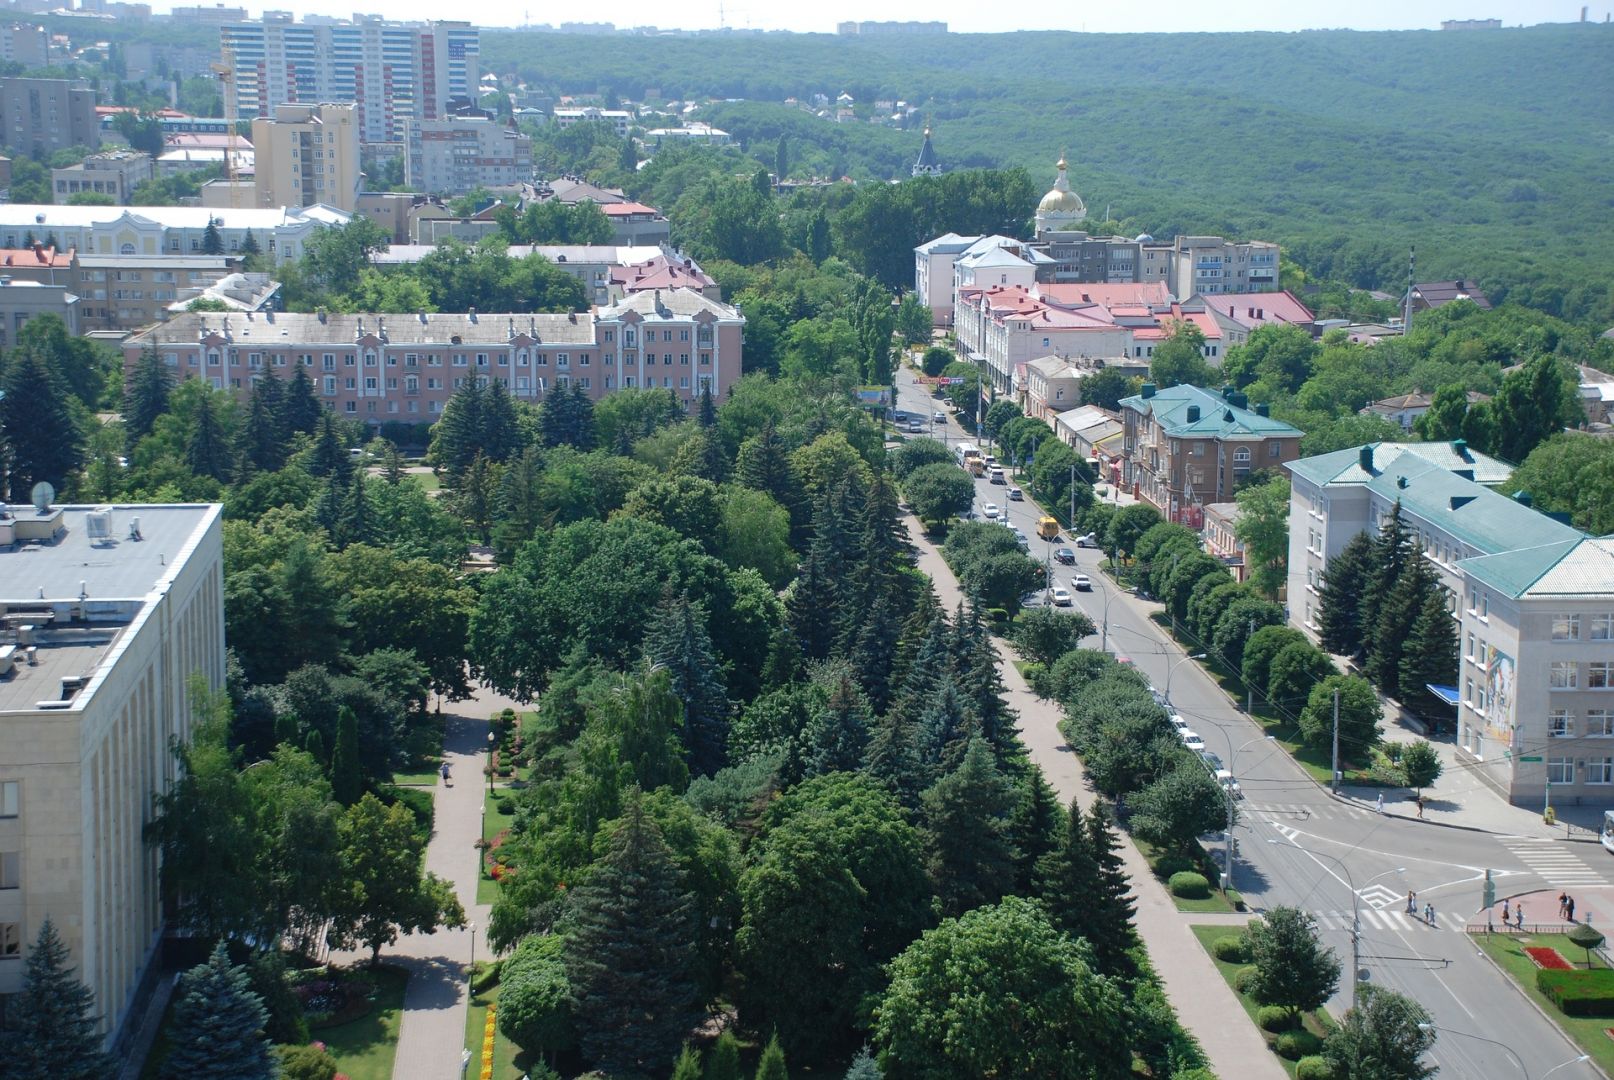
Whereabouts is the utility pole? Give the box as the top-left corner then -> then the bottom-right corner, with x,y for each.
1069,460 -> 1076,529
1245,617 -> 1255,713
1331,686 -> 1342,793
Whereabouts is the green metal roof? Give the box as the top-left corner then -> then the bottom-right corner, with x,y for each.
1286,441 -> 1511,488
1461,537 -> 1614,599
1119,384 -> 1302,438
1364,455 -> 1582,558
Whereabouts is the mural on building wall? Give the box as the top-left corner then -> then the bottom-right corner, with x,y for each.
1484,644 -> 1516,745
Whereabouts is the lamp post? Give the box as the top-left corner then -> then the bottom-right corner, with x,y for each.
1417,1023 -> 1587,1079
1092,577 -> 1133,655
486,729 -> 496,795
1267,838 -> 1402,1002
469,921 -> 477,975
1163,653 -> 1207,707
1215,734 -> 1275,890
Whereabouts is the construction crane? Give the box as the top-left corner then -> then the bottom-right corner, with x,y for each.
210,41 -> 243,209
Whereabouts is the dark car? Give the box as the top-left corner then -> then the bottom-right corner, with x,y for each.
1053,547 -> 1075,565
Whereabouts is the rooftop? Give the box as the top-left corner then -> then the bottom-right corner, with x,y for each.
0,244 -> 71,268
1287,440 -> 1513,488
1200,290 -> 1315,328
1362,456 -> 1581,559
0,204 -> 349,231
1412,279 -> 1492,309
371,243 -> 666,266
1120,384 -> 1301,438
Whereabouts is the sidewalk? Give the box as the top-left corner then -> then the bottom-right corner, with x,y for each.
906,519 -> 1287,1080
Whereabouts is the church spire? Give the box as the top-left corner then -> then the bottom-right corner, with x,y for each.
911,123 -> 942,177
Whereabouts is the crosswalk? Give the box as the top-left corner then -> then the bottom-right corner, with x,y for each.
1245,802 -> 1357,823
1310,908 -> 1470,933
1497,836 -> 1610,887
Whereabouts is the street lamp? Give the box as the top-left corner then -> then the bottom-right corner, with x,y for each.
1214,734 -> 1275,890
486,729 -> 496,795
1417,1023 -> 1587,1078
1163,653 -> 1207,706
469,921 -> 477,975
1092,577 -> 1133,654
1267,837 -> 1402,1002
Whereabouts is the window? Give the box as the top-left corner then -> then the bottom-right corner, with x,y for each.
1548,757 -> 1575,785
1590,758 -> 1614,785
1554,614 -> 1581,641
1552,662 -> 1579,689
1233,447 -> 1251,464
1590,614 -> 1614,640
0,781 -> 16,817
1269,441 -> 1282,458
1589,711 -> 1614,737
1466,633 -> 1476,662
1591,662 -> 1614,689
0,851 -> 17,889
1550,710 -> 1574,738
0,922 -> 17,958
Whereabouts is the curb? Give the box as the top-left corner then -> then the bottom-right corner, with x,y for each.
1468,932 -> 1614,1080
1327,790 -> 1605,844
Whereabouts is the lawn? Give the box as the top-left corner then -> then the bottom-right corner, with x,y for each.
464,980 -> 528,1080
1134,836 -> 1239,913
1190,924 -> 1332,1078
314,965 -> 411,1080
1474,931 -> 1614,1075
478,789 -> 518,905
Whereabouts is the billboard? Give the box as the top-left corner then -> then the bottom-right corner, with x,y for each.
1483,644 -> 1516,745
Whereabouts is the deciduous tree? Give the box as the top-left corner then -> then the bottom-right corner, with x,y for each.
1248,906 -> 1341,1025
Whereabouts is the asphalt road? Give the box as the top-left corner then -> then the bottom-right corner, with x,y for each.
893,367 -> 1606,1080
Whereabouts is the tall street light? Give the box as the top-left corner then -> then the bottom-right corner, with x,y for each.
1417,1023 -> 1589,1079
1213,733 -> 1275,890
1267,837 -> 1403,1002
1092,577 -> 1133,655
1163,653 -> 1207,707
486,729 -> 496,796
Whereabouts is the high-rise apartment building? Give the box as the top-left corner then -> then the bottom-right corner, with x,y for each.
251,102 -> 361,212
402,116 -> 531,196
0,77 -> 99,159
221,19 -> 479,146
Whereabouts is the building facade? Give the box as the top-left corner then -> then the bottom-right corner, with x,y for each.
1120,383 -> 1303,526
0,204 -> 348,263
52,150 -> 154,206
402,116 -> 532,196
1284,441 -> 1614,807
251,103 -> 361,213
551,107 -> 632,137
0,501 -> 226,1053
0,23 -> 49,68
221,19 -> 479,146
121,288 -> 744,423
0,277 -> 78,344
75,254 -> 239,333
0,77 -> 99,158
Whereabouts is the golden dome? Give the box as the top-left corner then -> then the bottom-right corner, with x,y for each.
1038,155 -> 1086,217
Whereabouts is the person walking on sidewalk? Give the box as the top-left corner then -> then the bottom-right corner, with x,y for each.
440,761 -> 452,786
1560,892 -> 1570,919
1406,890 -> 1417,914
1416,795 -> 1426,819
1568,896 -> 1576,923
1515,903 -> 1525,931
1425,902 -> 1436,926
1502,898 -> 1511,925
1377,792 -> 1385,814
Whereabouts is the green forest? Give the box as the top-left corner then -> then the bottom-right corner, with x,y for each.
485,24 -> 1614,325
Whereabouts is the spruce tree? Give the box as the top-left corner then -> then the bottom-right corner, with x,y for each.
916,674 -> 977,781
1010,770 -> 1062,892
786,528 -> 841,661
329,705 -> 362,804
1316,530 -> 1374,658
848,595 -> 903,715
887,610 -> 951,727
1360,503 -> 1413,665
1036,799 -> 1136,976
162,942 -> 276,1080
698,385 -> 717,428
672,1044 -> 704,1080
0,351 -> 83,497
755,1033 -> 789,1080
803,672 -> 871,777
864,709 -> 926,811
185,391 -> 231,482
313,476 -> 347,538
1085,802 -> 1138,975
1399,582 -> 1459,721
1368,547 -> 1437,700
123,346 -> 173,448
201,220 -> 224,254
953,601 -> 1011,749
308,411 -> 352,482
0,918 -> 113,1080
644,596 -> 730,776
237,375 -> 286,475
281,366 -> 322,437
705,1031 -> 743,1080
735,422 -> 808,546
921,737 -> 1020,917
240,228 -> 261,257
339,472 -> 373,549
481,377 -> 523,462
843,1046 -> 882,1079
1035,796 -> 1101,939
674,427 -> 730,483
564,797 -> 700,1077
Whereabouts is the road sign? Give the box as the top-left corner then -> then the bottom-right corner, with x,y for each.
1520,755 -> 1543,763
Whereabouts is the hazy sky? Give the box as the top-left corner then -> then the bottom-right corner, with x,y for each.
210,0 -> 1603,34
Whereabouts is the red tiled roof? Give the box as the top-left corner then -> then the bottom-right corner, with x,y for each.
1038,281 -> 1171,307
1201,290 -> 1314,328
599,201 -> 661,216
611,254 -> 716,292
0,245 -> 72,268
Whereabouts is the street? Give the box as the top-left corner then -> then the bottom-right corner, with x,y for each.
893,365 -> 1606,1080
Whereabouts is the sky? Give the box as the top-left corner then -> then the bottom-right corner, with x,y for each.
207,0 -> 1604,34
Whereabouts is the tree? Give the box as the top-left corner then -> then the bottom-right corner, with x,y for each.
1241,625 -> 1308,708
904,460 -> 974,523
123,347 -> 174,447
328,705 -> 362,805
162,943 -> 276,1080
1234,476 -> 1290,598
1211,594 -> 1285,672
0,350 -> 82,498
0,919 -> 113,1080
921,345 -> 953,377
328,793 -> 465,962
497,934 -> 575,1056
1298,675 -> 1382,758
1129,760 -> 1228,854
201,220 -> 224,255
1411,383 -> 1473,441
1570,922 -> 1606,968
706,1031 -> 743,1080
644,595 -> 730,777
1148,321 -> 1212,389
672,1046 -> 704,1080
1248,906 -> 1341,1026
185,389 -> 232,482
1081,366 -> 1135,411
896,292 -> 932,346
565,797 -> 701,1077
1399,740 -> 1442,795
889,436 -> 955,481
1399,585 -> 1458,723
844,1047 -> 882,1079
755,1034 -> 789,1080
1368,548 -> 1440,701
1316,531 -> 1374,658
1361,503 -> 1414,671
874,896 -> 1130,1080
922,738 -> 1020,917
1036,798 -> 1136,976
1322,986 -> 1436,1080
1493,352 -> 1574,464
1012,606 -> 1096,668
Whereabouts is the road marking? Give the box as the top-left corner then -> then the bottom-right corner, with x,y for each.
1312,909 -> 1469,932
1496,837 -> 1610,886
1356,883 -> 1403,909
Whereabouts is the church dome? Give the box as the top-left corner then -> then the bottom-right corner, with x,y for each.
1036,157 -> 1086,217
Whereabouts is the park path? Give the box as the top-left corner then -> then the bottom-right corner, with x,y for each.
906,520 -> 1288,1080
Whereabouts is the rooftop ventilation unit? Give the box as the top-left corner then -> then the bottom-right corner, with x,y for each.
84,507 -> 114,543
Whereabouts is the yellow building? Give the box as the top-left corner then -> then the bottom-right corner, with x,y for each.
251,103 -> 360,213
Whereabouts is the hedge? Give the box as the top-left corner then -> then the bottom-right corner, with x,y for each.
1233,965 -> 1261,998
1155,854 -> 1196,879
1169,871 -> 1210,899
1296,1055 -> 1336,1080
1537,968 -> 1614,1016
1275,1030 -> 1322,1060
1211,935 -> 1249,963
1256,1004 -> 1295,1032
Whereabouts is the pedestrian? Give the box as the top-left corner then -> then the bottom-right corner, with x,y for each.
1377,792 -> 1385,814
1560,892 -> 1570,919
1568,896 -> 1577,923
1416,795 -> 1426,819
1515,903 -> 1525,931
440,760 -> 451,786
1426,902 -> 1436,926
1406,890 -> 1417,914
1502,898 -> 1511,924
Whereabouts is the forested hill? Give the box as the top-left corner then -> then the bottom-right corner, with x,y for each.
485,25 -> 1614,322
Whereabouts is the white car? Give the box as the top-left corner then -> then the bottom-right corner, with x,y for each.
1168,713 -> 1190,733
1074,532 -> 1100,548
1180,730 -> 1207,753
1072,574 -> 1092,591
982,503 -> 1000,520
1216,769 -> 1243,799
1051,587 -> 1073,606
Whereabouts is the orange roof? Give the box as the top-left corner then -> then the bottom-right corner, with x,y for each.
599,201 -> 661,217
0,245 -> 72,268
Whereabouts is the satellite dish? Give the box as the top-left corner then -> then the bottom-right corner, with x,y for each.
30,481 -> 55,512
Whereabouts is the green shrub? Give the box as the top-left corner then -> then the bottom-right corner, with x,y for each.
1256,1004 -> 1295,1032
492,794 -> 512,814
1170,1069 -> 1216,1080
1169,871 -> 1210,899
277,1044 -> 339,1080
1537,968 -> 1614,1016
1296,1055 -> 1336,1080
1275,1030 -> 1322,1059
1211,935 -> 1249,963
469,959 -> 502,995
498,935 -> 576,1054
1154,853 -> 1195,878
1233,965 -> 1261,998
1225,888 -> 1245,911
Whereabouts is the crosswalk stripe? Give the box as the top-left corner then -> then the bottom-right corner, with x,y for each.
1310,909 -> 1468,932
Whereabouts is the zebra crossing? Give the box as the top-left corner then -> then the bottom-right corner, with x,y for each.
1310,908 -> 1470,933
1245,802 -> 1352,822
1496,836 -> 1610,887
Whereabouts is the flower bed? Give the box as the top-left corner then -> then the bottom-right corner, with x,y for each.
1528,946 -> 1574,971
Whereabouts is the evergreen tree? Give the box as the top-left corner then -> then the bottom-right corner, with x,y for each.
1037,799 -> 1136,976
843,1047 -> 882,1080
887,610 -> 951,728
953,601 -> 1011,749
281,366 -> 322,437
313,476 -> 346,538
201,220 -> 224,254
480,377 -> 523,462
1399,579 -> 1459,721
1036,796 -> 1100,935
672,1045 -> 704,1080
735,422 -> 808,547
787,527 -> 841,661
705,1032 -> 743,1080
1010,770 -> 1061,892
237,373 -> 286,475
329,705 -> 362,805
338,472 -> 373,549
185,391 -> 231,482
848,595 -> 903,715
0,918 -> 113,1080
755,1033 -> 789,1080
240,228 -> 261,256
698,385 -> 717,428
803,672 -> 871,777
1316,530 -> 1374,658
774,134 -> 789,181
644,596 -> 730,776
539,381 -> 597,449
1084,802 -> 1138,975
1367,546 -> 1438,699
162,943 -> 276,1080
1360,502 -> 1413,665
451,452 -> 498,546
921,737 -> 1019,917
674,427 -> 731,483
0,351 -> 83,498
122,346 -> 173,448
864,709 -> 926,810
564,797 -> 700,1077
916,674 -> 976,781
308,411 -> 352,482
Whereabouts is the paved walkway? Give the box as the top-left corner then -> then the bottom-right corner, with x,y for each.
906,519 -> 1287,1080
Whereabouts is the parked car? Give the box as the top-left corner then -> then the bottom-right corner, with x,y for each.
982,503 -> 1000,520
1200,751 -> 1225,771
1051,587 -> 1073,606
1053,547 -> 1076,565
1072,574 -> 1092,591
1074,532 -> 1100,548
907,420 -> 925,434
1168,713 -> 1190,733
1215,770 -> 1242,799
1007,487 -> 1023,501
1009,527 -> 1028,547
933,411 -> 947,424
1180,730 -> 1207,753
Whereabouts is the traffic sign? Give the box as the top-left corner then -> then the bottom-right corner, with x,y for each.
1520,755 -> 1543,763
